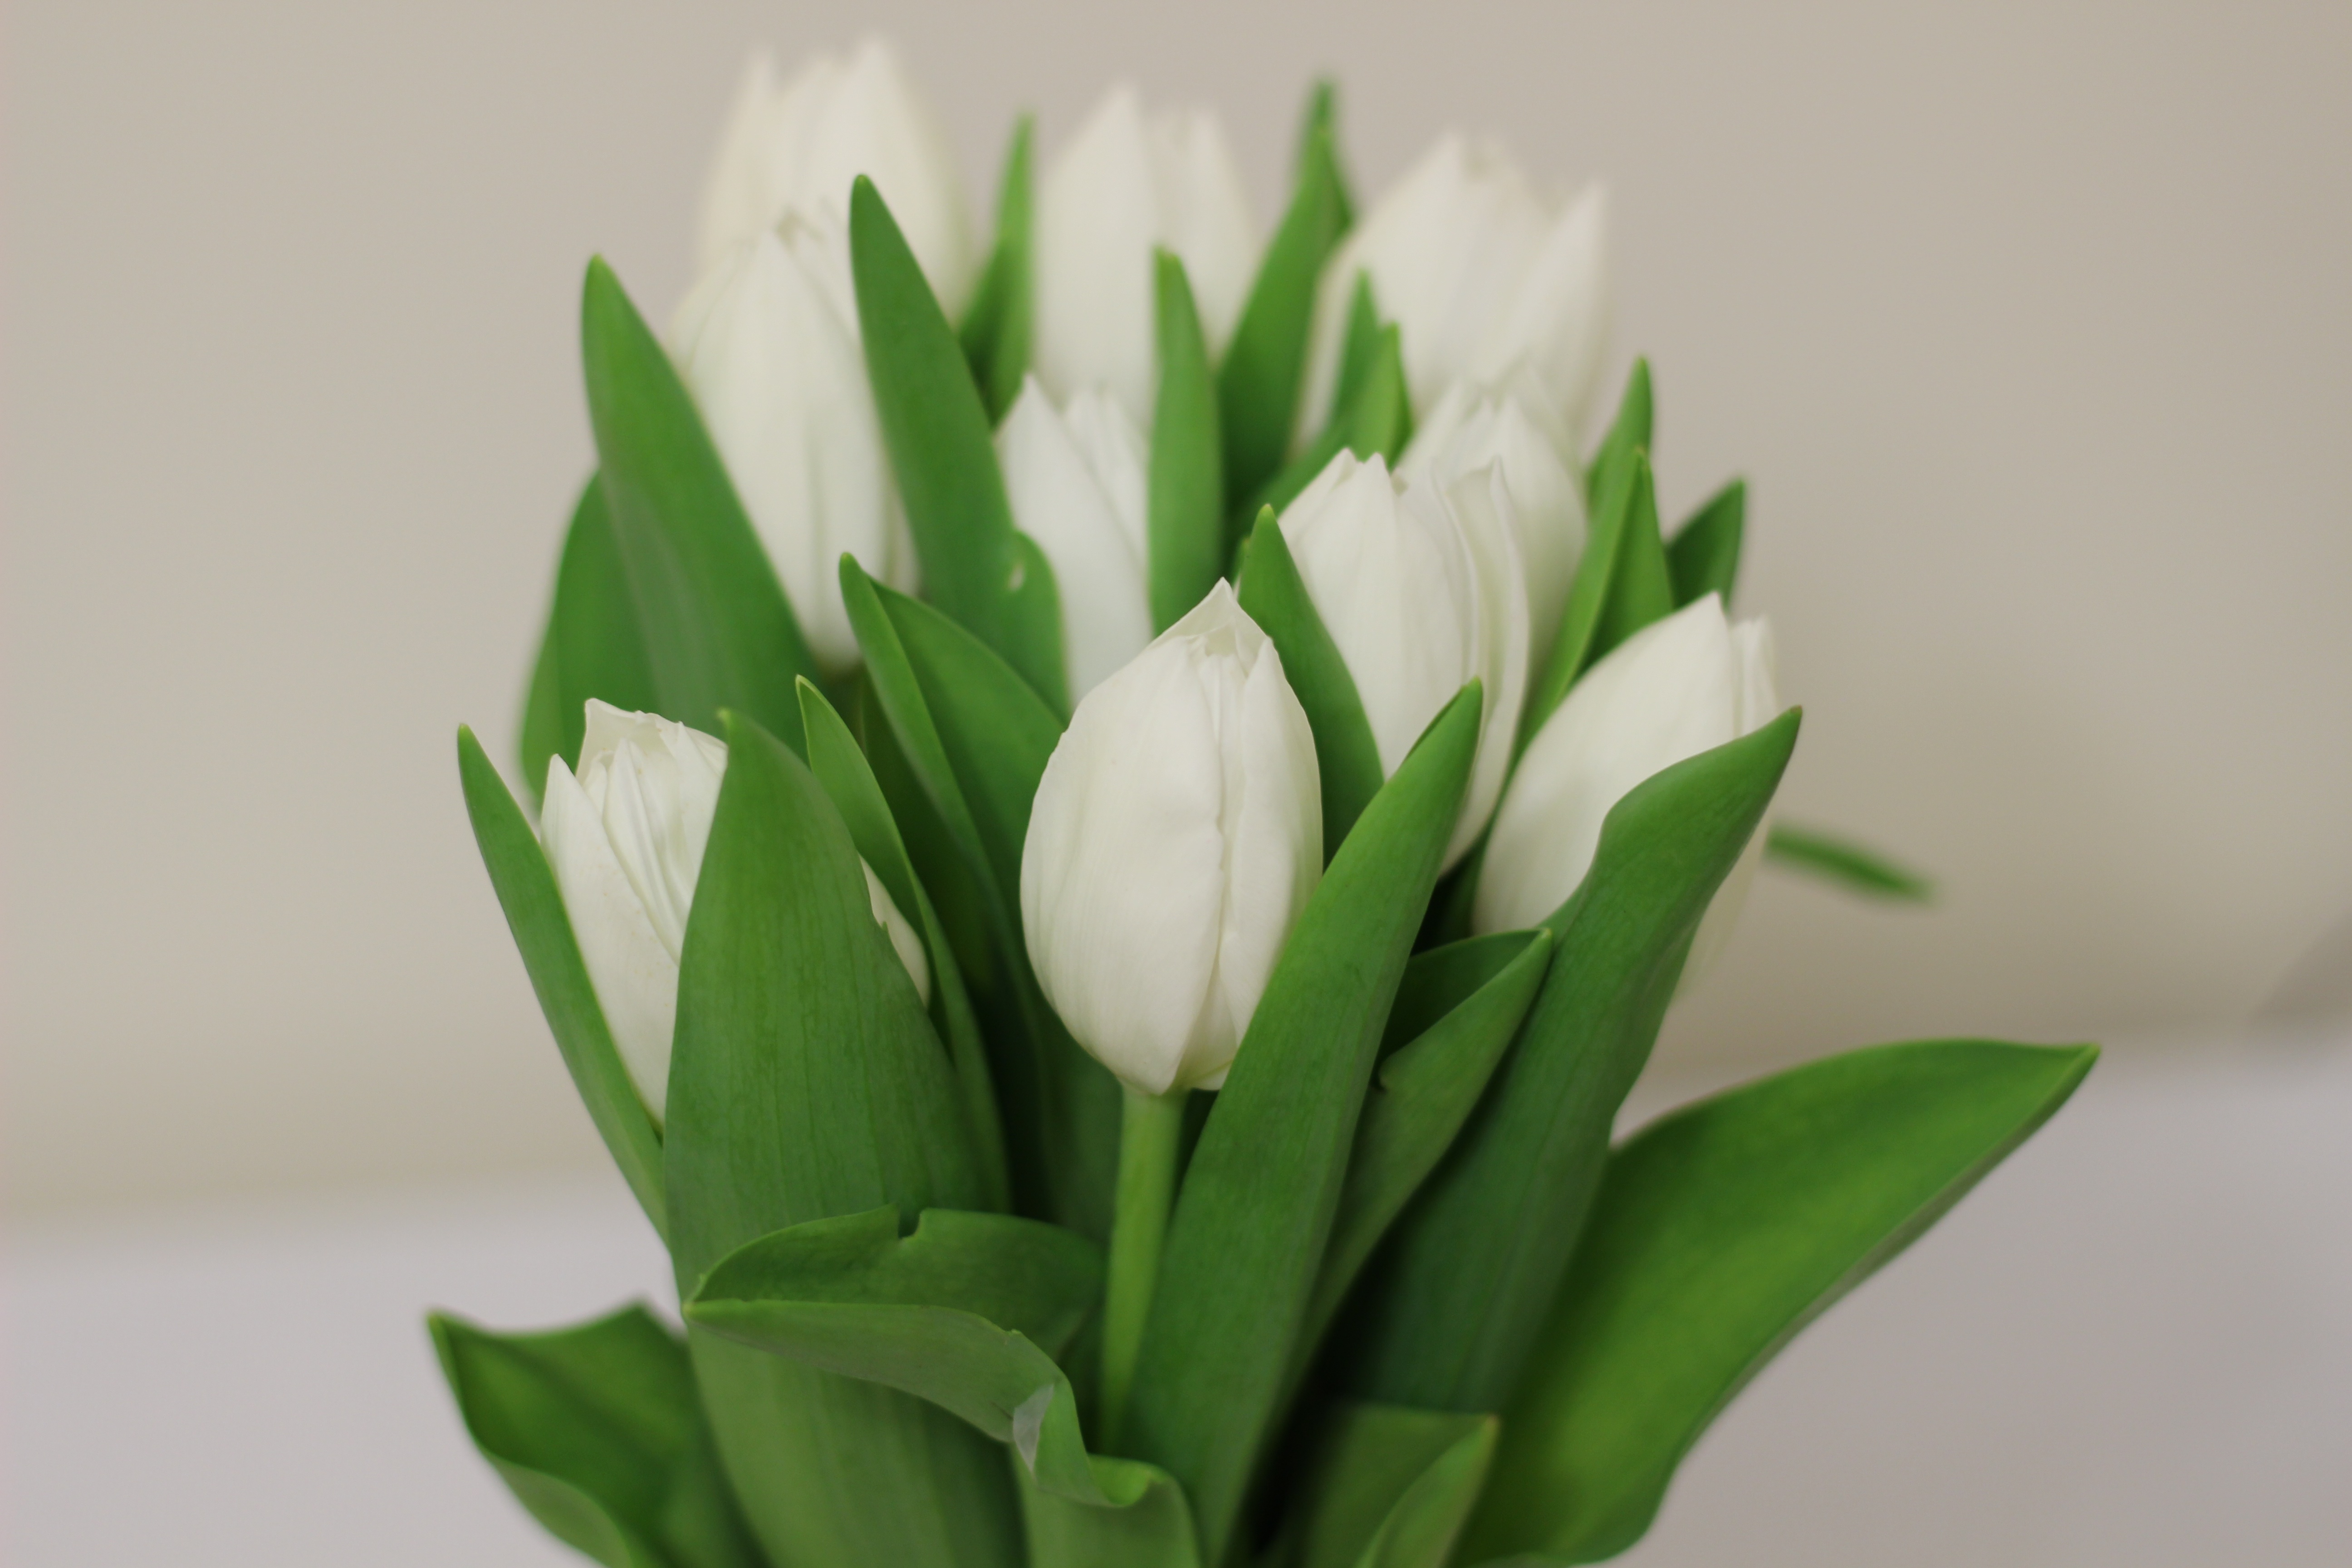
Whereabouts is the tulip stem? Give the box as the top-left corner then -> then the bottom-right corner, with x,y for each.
1099,1085 -> 1186,1449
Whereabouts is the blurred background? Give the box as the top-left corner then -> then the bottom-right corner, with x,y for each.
5,1 -> 2349,1562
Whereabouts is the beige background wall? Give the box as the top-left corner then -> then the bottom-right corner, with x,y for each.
5,0 -> 2348,1215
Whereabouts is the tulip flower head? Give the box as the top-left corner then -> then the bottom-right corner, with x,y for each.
671,219 -> 920,676
995,376 -> 1155,701
1277,451 -> 1529,869
1032,84 -> 1258,424
696,35 -> 977,314
1297,135 -> 1610,447
1475,596 -> 1780,969
1020,584 -> 1322,1096
543,703 -> 928,1124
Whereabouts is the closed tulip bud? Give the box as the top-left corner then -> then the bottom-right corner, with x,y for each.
1475,596 -> 1780,985
696,36 -> 978,314
1032,84 -> 1258,424
543,703 -> 929,1125
1297,134 -> 1611,447
996,376 -> 1155,701
1020,584 -> 1321,1096
670,219 -> 919,676
1277,452 -> 1529,869
1400,372 -> 1587,680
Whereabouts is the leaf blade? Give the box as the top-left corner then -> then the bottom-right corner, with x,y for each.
1666,477 -> 1744,608
1766,822 -> 1936,901
959,117 -> 1034,423
1149,250 -> 1225,631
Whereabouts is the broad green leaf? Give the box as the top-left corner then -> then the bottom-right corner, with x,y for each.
843,560 -> 1120,1240
1020,1462 -> 1202,1568
797,679 -> 1011,1211
666,711 -> 1016,1568
1299,930 -> 1554,1361
1235,507 -> 1384,857
1238,280 -> 1413,528
580,259 -> 815,746
456,727 -> 664,1236
1581,358 -> 1652,509
1519,444 -> 1640,748
522,476 -> 662,802
1296,78 -> 1356,230
851,176 -> 1068,712
1589,455 -> 1671,662
1346,322 -> 1413,465
1766,822 -> 1935,901
959,117 -> 1034,423
1150,251 -> 1225,631
521,588 -> 565,802
1220,122 -> 1352,515
1282,1403 -> 1497,1568
1124,685 -> 1484,1563
430,1305 -> 757,1568
1667,477 -> 1744,608
1347,712 -> 1802,1414
1331,273 -> 1384,420
1464,1039 -> 2098,1563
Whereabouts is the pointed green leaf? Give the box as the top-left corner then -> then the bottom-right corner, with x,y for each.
1465,1039 -> 2098,1563
1235,277 -> 1413,528
1019,1462 -> 1202,1568
1589,455 -> 1671,661
959,117 -> 1034,423
1348,712 -> 1802,1414
523,475 -> 663,802
1332,272 -> 1384,420
1219,121 -> 1352,514
851,176 -> 1068,711
1346,322 -> 1413,465
580,260 -> 815,745
431,1306 -> 757,1568
1125,686 -> 1485,1563
1295,78 -> 1356,231
1149,251 -> 1225,631
1667,477 -> 1744,608
1766,822 -> 1936,901
521,593 -> 566,802
798,678 -> 1011,1211
456,727 -> 664,1236
1519,445 -> 1640,748
1283,1403 -> 1497,1568
666,711 -> 1016,1568
1582,358 -> 1651,510
1235,506 -> 1384,857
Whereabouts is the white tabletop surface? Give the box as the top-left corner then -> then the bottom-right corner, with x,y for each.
8,1035 -> 2348,1566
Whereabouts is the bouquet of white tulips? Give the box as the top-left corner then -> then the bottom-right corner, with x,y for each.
436,39 -> 2092,1568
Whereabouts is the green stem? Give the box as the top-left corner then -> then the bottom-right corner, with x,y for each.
1100,1084 -> 1185,1448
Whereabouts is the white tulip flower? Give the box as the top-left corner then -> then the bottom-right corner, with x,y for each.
670,220 -> 919,676
544,703 -> 930,1125
696,36 -> 977,314
1031,84 -> 1258,425
1020,583 -> 1322,1097
1276,452 -> 1529,870
1400,372 -> 1587,680
1296,135 -> 1610,448
996,376 -> 1155,701
1474,597 -> 1780,981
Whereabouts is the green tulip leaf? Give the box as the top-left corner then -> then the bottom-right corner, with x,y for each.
1666,477 -> 1744,608
1150,250 -> 1226,631
1295,78 -> 1356,231
1236,274 -> 1411,528
580,260 -> 816,746
1299,929 -> 1555,1362
1348,711 -> 1802,1414
1019,1461 -> 1202,1568
850,176 -> 1068,712
456,727 -> 664,1237
1345,322 -> 1413,466
1590,454 -> 1672,662
1462,1039 -> 2098,1563
1282,1402 -> 1498,1568
1519,436 -> 1642,748
429,1305 -> 757,1568
1124,685 -> 1484,1563
1765,822 -> 1936,902
1219,119 -> 1352,515
519,476 -> 660,802
797,678 -> 1012,1211
959,116 -> 1034,424
665,711 -> 1017,1568
1235,507 -> 1385,857
843,560 -> 1120,1240
1581,357 -> 1652,510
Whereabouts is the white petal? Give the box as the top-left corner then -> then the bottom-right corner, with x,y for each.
1147,108 -> 1258,355
694,50 -> 785,278
1439,463 -> 1532,869
1473,183 -> 1612,442
861,858 -> 932,1006
1679,614 -> 1785,992
1032,85 -> 1162,422
996,378 -> 1154,699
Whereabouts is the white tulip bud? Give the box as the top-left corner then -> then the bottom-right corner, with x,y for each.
544,703 -> 929,1125
1474,597 -> 1780,981
1298,134 -> 1611,447
696,36 -> 977,314
1401,373 -> 1587,680
995,376 -> 1155,701
1020,584 -> 1322,1096
670,220 -> 919,676
1032,84 -> 1258,425
1277,452 -> 1529,870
